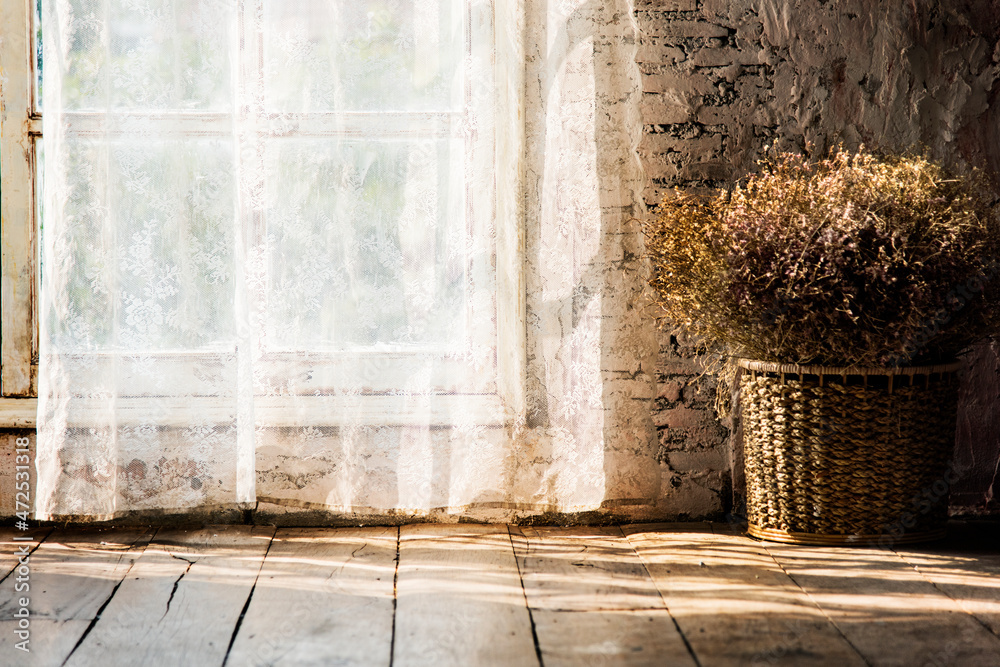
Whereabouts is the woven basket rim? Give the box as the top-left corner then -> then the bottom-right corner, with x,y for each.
738,358 -> 961,377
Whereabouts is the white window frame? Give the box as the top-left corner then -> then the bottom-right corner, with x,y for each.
0,0 -> 39,425
0,0 -> 526,428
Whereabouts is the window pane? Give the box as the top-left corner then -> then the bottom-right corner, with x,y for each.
263,0 -> 465,112
264,137 -> 467,350
50,139 -> 236,351
60,0 -> 233,110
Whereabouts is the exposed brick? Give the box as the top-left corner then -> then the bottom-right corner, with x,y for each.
641,158 -> 681,181
679,159 -> 733,181
734,73 -> 770,98
642,21 -> 732,39
690,47 -> 766,67
642,70 -> 717,95
668,448 -> 728,473
655,405 -> 728,449
640,93 -> 694,124
608,379 -> 655,402
636,43 -> 687,65
691,105 -> 735,125
658,380 -> 683,402
640,133 -> 724,155
656,356 -> 700,375
634,0 -> 698,10
654,473 -> 724,517
699,0 -> 738,17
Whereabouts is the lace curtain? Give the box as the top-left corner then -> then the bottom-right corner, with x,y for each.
36,0 -> 656,522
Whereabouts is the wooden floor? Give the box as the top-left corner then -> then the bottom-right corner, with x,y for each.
2,522 -> 999,666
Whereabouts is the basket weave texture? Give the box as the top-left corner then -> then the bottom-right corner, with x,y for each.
739,360 -> 959,542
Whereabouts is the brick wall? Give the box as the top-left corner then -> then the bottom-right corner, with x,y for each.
652,332 -> 730,518
637,0 -> 1000,515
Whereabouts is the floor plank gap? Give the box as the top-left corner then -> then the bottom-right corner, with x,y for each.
394,524 -> 537,666
59,527 -> 158,667
222,529 -> 277,667
507,525 -> 544,667
0,527 -> 52,585
891,544 -> 1000,643
389,525 -> 400,667
61,571 -> 125,667
625,527 -> 704,667
757,541 -> 874,667
226,527 -> 394,666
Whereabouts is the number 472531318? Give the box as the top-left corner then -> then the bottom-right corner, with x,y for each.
14,435 -> 31,520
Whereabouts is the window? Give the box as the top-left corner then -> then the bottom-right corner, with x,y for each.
17,0 -> 654,520
1,0 -> 525,428
0,0 -> 42,420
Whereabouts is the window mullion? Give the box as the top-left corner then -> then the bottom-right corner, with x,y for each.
493,0 -> 527,416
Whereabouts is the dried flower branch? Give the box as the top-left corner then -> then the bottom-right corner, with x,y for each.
645,146 -> 1000,368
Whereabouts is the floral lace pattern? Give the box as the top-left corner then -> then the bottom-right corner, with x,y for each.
36,0 -> 656,521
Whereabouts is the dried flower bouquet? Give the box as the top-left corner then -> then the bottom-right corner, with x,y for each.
646,146 -> 1000,368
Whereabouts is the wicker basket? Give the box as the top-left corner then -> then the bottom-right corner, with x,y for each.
739,359 -> 961,546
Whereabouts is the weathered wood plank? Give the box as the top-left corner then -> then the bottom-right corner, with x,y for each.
891,522 -> 1000,636
1,520 -> 997,667
0,528 -> 152,620
513,526 -> 696,666
65,525 -> 274,667
0,619 -> 91,665
393,524 -> 537,667
512,526 -> 666,611
530,608 -> 693,667
0,527 -> 54,662
0,399 -> 37,427
226,527 -> 397,667
894,547 -> 1000,638
0,527 -> 51,577
626,523 -> 866,666
0,528 -> 149,665
764,540 -> 1000,667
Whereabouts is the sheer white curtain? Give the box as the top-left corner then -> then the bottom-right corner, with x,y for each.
36,0 -> 655,522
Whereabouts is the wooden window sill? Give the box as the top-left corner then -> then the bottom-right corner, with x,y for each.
0,398 -> 37,428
